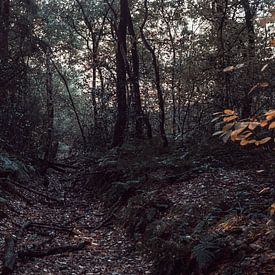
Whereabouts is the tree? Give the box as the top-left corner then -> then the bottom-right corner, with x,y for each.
112,0 -> 128,147
0,0 -> 10,63
140,0 -> 168,147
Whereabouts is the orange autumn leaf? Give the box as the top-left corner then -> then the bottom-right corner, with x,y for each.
224,109 -> 235,115
260,120 -> 268,127
248,122 -> 260,130
268,121 -> 275,129
247,139 -> 257,144
258,137 -> 271,144
224,115 -> 238,122
240,139 -> 249,146
265,110 -> 275,120
231,127 -> 247,141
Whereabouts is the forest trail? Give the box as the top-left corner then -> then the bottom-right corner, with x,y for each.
1,152 -> 274,275
1,169 -> 151,275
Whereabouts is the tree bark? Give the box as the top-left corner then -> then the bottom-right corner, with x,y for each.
160,0 -> 177,136
112,0 -> 128,147
240,0 -> 256,118
140,0 -> 168,147
44,49 -> 54,162
126,3 -> 144,139
0,0 -> 10,63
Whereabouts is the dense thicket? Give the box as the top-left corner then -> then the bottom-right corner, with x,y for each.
0,0 -> 274,156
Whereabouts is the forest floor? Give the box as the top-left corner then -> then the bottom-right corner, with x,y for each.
0,172 -> 152,274
0,142 -> 274,274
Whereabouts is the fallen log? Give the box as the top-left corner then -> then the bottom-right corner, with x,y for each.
18,241 -> 88,259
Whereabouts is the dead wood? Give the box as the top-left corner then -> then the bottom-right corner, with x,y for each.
18,241 -> 88,259
1,178 -> 59,202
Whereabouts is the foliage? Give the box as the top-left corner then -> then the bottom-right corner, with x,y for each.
212,108 -> 275,146
192,232 -> 227,271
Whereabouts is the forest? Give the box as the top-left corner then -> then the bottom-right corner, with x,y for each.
0,0 -> 274,274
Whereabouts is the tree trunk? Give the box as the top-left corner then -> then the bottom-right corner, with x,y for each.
211,0 -> 231,109
126,4 -> 144,139
112,0 -> 128,147
240,0 -> 256,118
44,49 -> 54,162
140,0 -> 168,147
160,0 -> 177,136
0,0 -> 10,63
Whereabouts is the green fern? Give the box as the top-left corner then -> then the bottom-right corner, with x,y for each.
192,233 -> 225,271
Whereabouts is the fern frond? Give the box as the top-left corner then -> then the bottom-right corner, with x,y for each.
192,233 -> 225,270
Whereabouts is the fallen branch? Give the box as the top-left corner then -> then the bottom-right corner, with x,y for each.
29,222 -> 73,233
1,178 -> 59,202
18,241 -> 88,259
25,215 -> 86,250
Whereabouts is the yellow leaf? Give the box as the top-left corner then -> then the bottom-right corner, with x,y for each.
258,137 -> 271,144
224,109 -> 235,115
224,115 -> 238,122
268,121 -> 275,129
247,139 -> 257,144
248,122 -> 260,130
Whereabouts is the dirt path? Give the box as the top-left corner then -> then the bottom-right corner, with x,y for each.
0,176 -> 152,275
1,162 -> 274,275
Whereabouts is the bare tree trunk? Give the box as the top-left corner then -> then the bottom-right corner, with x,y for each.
160,0 -> 177,137
75,0 -> 109,133
112,0 -> 128,147
0,0 -> 10,63
211,0 -> 231,109
52,61 -> 87,147
240,0 -> 256,118
44,49 -> 54,161
126,3 -> 144,139
140,0 -> 168,147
